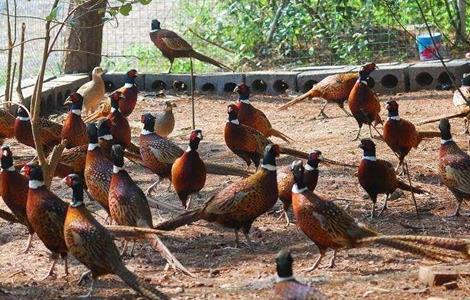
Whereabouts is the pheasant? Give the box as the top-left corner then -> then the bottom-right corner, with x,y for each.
84,123 -> 113,215
140,113 -> 250,196
84,69 -> 139,123
358,139 -> 424,218
14,106 -> 62,156
383,100 -> 440,173
107,91 -> 132,150
278,71 -> 358,118
155,101 -> 176,138
76,66 -> 106,116
63,174 -> 168,299
155,144 -> 281,249
277,150 -> 322,225
149,19 -> 232,73
290,160 -> 469,270
109,144 -> 154,255
224,104 -> 309,169
0,108 -> 16,146
0,145 -> 34,252
438,118 -> 470,216
171,129 -> 206,209
274,250 -> 328,300
347,63 -> 382,140
22,163 -> 69,279
234,83 -> 292,143
62,92 -> 88,148
52,144 -> 88,179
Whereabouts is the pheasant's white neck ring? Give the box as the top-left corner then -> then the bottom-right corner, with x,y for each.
186,146 -> 193,153
71,109 -> 81,116
29,180 -> 44,189
359,79 -> 368,85
17,116 -> 29,121
88,143 -> 99,151
111,107 -> 117,113
124,83 -> 134,88
0,166 -> 16,172
141,129 -> 153,135
229,119 -> 240,125
276,275 -> 295,283
99,134 -> 113,141
441,138 -> 453,144
305,163 -> 317,171
388,116 -> 400,121
261,164 -> 276,171
363,156 -> 377,161
239,99 -> 250,104
150,29 -> 159,33
292,183 -> 308,193
113,165 -> 123,174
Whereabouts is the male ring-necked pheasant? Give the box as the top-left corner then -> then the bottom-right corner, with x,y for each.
156,144 -> 281,249
63,174 -> 168,299
62,92 -> 88,148
290,161 -> 469,270
234,83 -> 291,143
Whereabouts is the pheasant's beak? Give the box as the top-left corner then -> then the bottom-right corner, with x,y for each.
64,97 -> 72,105
317,154 -> 324,161
233,86 -> 240,93
61,177 -> 68,185
358,143 -> 364,149
20,165 -> 27,176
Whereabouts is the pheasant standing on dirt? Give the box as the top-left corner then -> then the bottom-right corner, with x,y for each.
290,160 -> 469,270
77,66 -> 106,116
278,69 -> 360,118
63,174 -> 168,299
383,100 -> 440,173
234,83 -> 292,143
155,101 -> 176,138
109,144 -> 154,256
171,129 -> 206,209
225,104 -> 308,169
140,113 -> 250,197
277,150 -> 322,226
274,250 -> 328,300
22,164 -> 69,279
0,108 -> 16,146
358,139 -> 424,219
452,74 -> 470,134
155,144 -> 281,249
438,118 -> 470,216
84,123 -> 113,215
0,145 -> 34,252
62,92 -> 88,148
107,91 -> 132,150
149,19 -> 232,73
14,106 -> 63,156
347,63 -> 382,140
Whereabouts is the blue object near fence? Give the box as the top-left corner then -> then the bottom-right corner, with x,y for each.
416,33 -> 442,61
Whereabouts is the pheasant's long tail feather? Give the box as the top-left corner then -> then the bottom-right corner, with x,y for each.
205,162 -> 252,177
397,180 -> 425,194
105,225 -> 162,238
126,142 -> 141,156
154,209 -> 203,231
278,147 -> 357,168
416,107 -> 470,125
278,90 -> 320,110
417,130 -> 441,140
114,263 -> 169,300
269,128 -> 293,143
191,50 -> 233,71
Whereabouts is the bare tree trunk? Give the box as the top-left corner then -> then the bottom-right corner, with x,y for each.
457,0 -> 467,43
62,0 -> 106,73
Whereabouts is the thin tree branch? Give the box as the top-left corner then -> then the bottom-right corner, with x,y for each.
0,37 -> 47,52
187,28 -> 236,54
16,23 -> 26,105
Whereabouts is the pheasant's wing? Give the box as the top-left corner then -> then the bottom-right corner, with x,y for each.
442,153 -> 470,194
0,109 -> 15,138
149,139 -> 184,164
204,180 -> 254,214
244,126 -> 271,154
160,30 -> 193,52
39,118 -> 63,140
58,145 -> 87,166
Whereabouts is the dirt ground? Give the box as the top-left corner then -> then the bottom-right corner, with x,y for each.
0,89 -> 469,299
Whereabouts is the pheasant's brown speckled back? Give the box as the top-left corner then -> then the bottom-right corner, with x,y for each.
0,169 -> 32,232
139,133 -> 182,179
85,147 -> 113,213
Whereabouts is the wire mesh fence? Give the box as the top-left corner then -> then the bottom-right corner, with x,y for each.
1,0 -> 420,90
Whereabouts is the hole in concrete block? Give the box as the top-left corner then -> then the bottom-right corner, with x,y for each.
366,77 -> 375,89
273,80 -> 289,93
381,74 -> 398,89
224,82 -> 237,93
173,80 -> 187,92
437,72 -> 454,85
56,92 -> 64,106
152,80 -> 167,92
302,80 -> 318,93
416,72 -> 433,86
201,82 -> 216,92
47,94 -> 55,111
104,80 -> 114,93
251,79 -> 267,93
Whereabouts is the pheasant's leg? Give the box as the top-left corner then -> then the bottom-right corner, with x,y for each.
243,232 -> 255,251
283,209 -> 290,226
306,252 -> 325,272
377,194 -> 389,217
369,201 -> 376,219
464,118 -> 469,134
186,194 -> 193,210
120,240 -> 129,257
341,106 -> 352,117
129,240 -> 136,257
168,62 -> 173,74
451,200 -> 463,217
353,126 -> 362,141
328,250 -> 337,268
80,278 -> 95,298
394,160 -> 402,173
316,102 -> 328,118
368,125 -> 373,139
21,233 -> 33,254
166,179 -> 173,192
63,256 -> 69,277
77,270 -> 91,285
234,230 -> 240,248
145,177 -> 162,197
41,258 -> 57,280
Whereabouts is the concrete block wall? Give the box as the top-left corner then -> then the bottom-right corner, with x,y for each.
297,67 -> 355,93
409,60 -> 470,91
245,71 -> 299,94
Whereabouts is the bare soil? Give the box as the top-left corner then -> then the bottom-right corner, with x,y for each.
0,90 -> 469,299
